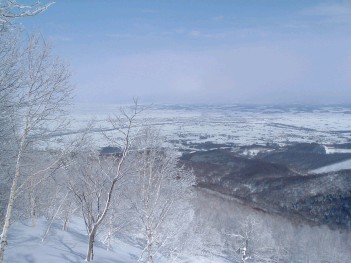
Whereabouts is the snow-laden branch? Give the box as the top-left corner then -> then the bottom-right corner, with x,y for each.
0,0 -> 53,31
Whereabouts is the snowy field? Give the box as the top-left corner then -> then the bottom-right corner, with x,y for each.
68,104 -> 351,148
64,104 -> 351,173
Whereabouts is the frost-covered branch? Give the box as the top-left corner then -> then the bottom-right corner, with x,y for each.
0,0 -> 53,31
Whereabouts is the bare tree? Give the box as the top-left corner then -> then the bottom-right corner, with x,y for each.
0,34 -> 72,263
41,190 -> 69,241
67,102 -> 142,261
226,216 -> 288,263
126,127 -> 194,263
68,142 -> 113,261
0,0 -> 52,31
0,32 -> 20,229
0,32 -> 22,183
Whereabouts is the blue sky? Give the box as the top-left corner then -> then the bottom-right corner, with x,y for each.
20,0 -> 351,104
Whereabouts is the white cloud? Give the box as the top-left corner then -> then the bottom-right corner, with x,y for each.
212,15 -> 225,22
301,2 -> 351,25
301,2 -> 351,16
297,2 -> 351,30
48,35 -> 72,42
105,33 -> 136,39
140,9 -> 158,14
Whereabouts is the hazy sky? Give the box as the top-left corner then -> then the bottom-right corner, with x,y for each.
21,0 -> 351,104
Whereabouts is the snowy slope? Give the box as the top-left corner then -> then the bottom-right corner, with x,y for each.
4,217 -> 140,263
4,217 -> 231,263
310,158 -> 351,174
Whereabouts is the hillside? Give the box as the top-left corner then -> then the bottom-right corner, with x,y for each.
181,148 -> 351,229
4,217 -> 230,263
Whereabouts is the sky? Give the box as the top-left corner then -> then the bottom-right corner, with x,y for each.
19,0 -> 351,105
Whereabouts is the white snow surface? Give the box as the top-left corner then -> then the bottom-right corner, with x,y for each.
310,158 -> 351,174
324,146 -> 351,154
63,104 -> 351,150
4,217 -> 229,263
4,217 -> 140,263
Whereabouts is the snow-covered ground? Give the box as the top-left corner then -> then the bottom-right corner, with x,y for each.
5,104 -> 349,263
324,146 -> 351,154
67,104 -> 351,149
4,217 -> 140,263
4,217 -> 230,263
310,158 -> 351,174
63,104 -> 351,172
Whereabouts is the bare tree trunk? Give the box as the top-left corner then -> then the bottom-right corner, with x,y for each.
0,31 -> 72,263
29,177 -> 36,227
0,135 -> 25,263
147,228 -> 153,263
106,212 -> 113,251
62,218 -> 69,231
148,251 -> 153,263
68,100 -> 141,261
62,205 -> 77,231
242,239 -> 249,263
128,127 -> 194,263
86,227 -> 97,262
42,192 -> 68,242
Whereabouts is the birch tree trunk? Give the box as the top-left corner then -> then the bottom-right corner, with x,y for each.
0,129 -> 27,263
68,100 -> 142,261
147,229 -> 154,263
86,227 -> 97,261
128,127 -> 195,262
0,33 -> 72,263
